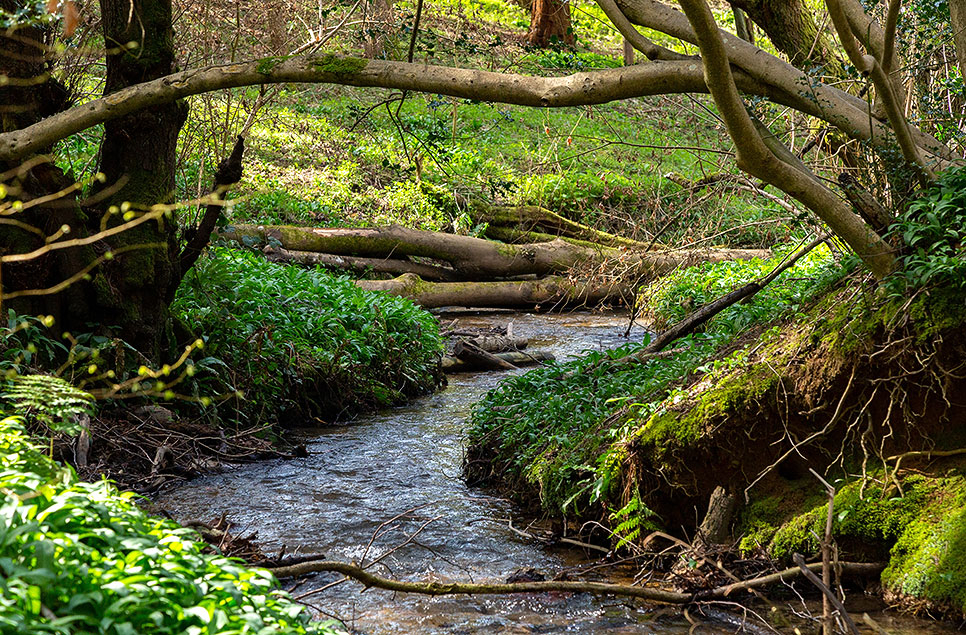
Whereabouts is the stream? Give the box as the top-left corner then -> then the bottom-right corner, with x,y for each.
157,311 -> 961,634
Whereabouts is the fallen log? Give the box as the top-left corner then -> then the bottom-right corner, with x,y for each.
473,204 -> 660,250
356,273 -> 633,309
220,224 -> 770,282
452,340 -> 518,371
452,334 -> 528,353
263,558 -> 885,604
442,350 -> 554,372
263,245 -> 460,281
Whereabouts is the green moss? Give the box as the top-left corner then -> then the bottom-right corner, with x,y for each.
256,55 -> 292,74
882,479 -> 966,613
635,366 -> 779,452
767,475 -> 937,560
309,54 -> 369,77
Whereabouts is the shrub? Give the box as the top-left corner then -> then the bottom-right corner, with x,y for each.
173,249 -> 443,422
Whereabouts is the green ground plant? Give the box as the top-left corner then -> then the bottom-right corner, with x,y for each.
887,165 -> 966,293
466,244 -> 848,517
0,415 -> 342,635
172,248 -> 443,423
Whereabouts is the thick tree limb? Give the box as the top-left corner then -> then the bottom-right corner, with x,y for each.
263,558 -> 884,604
356,273 -> 634,309
0,49 -> 951,167
675,0 -> 895,278
221,224 -> 769,281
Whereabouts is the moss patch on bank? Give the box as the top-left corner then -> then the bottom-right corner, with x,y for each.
739,469 -> 966,616
465,244 -> 847,516
0,415 -> 341,635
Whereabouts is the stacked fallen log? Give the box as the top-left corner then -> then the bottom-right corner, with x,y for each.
471,203 -> 659,249
357,274 -> 633,309
440,323 -> 555,373
218,223 -> 770,310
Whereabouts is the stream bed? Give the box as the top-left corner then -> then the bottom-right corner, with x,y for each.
158,311 -> 960,634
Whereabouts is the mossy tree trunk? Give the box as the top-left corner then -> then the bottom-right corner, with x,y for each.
1,0 -> 188,361
0,1 -> 96,328
90,0 -> 188,359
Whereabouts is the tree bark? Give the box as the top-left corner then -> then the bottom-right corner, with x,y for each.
356,273 -> 634,309
950,0 -> 966,79
219,223 -> 770,281
88,0 -> 188,358
527,0 -> 575,47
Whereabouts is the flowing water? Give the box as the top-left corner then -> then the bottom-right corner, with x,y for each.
157,311 -> 960,634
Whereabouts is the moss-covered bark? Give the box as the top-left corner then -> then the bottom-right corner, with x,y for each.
86,0 -> 188,359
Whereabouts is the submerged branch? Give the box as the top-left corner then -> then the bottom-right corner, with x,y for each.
263,558 -> 884,603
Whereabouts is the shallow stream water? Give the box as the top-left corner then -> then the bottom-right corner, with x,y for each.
158,311 -> 960,634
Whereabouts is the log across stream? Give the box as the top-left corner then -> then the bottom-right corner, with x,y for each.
156,312 -> 958,635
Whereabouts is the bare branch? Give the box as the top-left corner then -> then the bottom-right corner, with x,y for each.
677,0 -> 895,277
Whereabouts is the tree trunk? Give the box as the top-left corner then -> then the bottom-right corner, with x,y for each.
356,273 -> 634,309
951,0 -> 966,79
0,2 -> 95,327
363,0 -> 395,59
527,0 -> 575,47
728,0 -> 841,72
219,224 -> 770,282
90,0 -> 188,359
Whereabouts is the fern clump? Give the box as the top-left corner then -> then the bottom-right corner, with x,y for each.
1,374 -> 93,435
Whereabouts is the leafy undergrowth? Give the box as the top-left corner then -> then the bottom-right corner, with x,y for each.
172,248 -> 443,424
465,243 -> 848,517
0,415 -> 342,635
